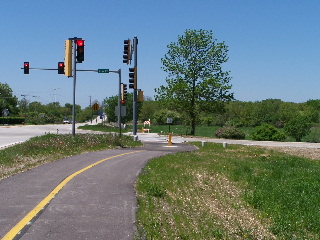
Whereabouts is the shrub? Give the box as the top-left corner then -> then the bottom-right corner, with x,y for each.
251,124 -> 286,141
303,127 -> 320,143
1,117 -> 25,125
285,114 -> 312,142
152,109 -> 181,125
215,126 -> 246,139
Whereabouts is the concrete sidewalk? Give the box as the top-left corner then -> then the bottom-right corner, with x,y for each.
133,132 -> 320,149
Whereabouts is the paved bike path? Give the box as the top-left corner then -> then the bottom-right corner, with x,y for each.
0,143 -> 196,240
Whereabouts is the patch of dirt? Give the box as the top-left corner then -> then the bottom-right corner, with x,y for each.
266,147 -> 320,160
194,172 -> 277,240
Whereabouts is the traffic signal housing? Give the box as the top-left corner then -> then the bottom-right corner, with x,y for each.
123,39 -> 132,64
76,39 -> 85,63
121,83 -> 128,104
58,62 -> 65,74
65,39 -> 73,76
138,90 -> 144,103
24,62 -> 29,74
129,67 -> 137,89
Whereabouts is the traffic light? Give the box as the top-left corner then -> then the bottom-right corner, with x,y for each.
121,83 -> 128,102
123,39 -> 131,64
76,39 -> 85,63
138,90 -> 144,103
65,39 -> 72,76
23,62 -> 29,74
58,62 -> 65,74
129,67 -> 137,89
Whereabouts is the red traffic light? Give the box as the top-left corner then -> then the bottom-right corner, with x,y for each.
121,100 -> 126,105
77,39 -> 84,47
58,62 -> 65,74
76,39 -> 85,63
24,62 -> 29,74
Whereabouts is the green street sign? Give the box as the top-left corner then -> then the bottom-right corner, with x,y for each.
98,69 -> 109,73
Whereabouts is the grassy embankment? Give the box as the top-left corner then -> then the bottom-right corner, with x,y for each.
0,133 -> 141,180
135,142 -> 320,239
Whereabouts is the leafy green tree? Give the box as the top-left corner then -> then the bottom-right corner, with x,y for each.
152,109 -> 181,125
254,99 -> 283,125
285,114 -> 312,142
0,82 -> 18,115
224,101 -> 257,127
28,101 -> 44,114
104,95 -> 118,122
103,93 -> 135,123
77,107 -> 93,123
278,101 -> 300,126
304,99 -> 320,123
139,99 -> 158,122
155,29 -> 233,135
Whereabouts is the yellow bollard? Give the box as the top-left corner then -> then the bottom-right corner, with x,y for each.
168,133 -> 173,146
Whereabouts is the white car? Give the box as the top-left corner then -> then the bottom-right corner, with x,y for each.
63,119 -> 71,124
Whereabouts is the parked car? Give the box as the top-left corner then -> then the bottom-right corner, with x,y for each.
63,119 -> 71,124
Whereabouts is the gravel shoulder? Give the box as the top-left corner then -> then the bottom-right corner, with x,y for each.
266,146 -> 320,160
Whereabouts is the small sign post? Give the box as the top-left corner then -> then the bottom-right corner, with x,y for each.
167,118 -> 173,133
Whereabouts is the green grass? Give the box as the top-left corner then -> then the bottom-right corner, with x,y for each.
138,124 -> 257,139
78,124 -> 131,133
0,133 -> 141,179
146,124 -> 221,137
135,143 -> 320,239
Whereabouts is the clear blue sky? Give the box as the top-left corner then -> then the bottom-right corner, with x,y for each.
1,0 -> 320,108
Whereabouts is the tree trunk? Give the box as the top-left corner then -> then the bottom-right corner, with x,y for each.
191,117 -> 196,135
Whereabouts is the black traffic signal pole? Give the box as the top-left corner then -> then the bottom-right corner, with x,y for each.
132,36 -> 138,136
122,36 -> 138,136
71,38 -> 77,137
118,69 -> 122,136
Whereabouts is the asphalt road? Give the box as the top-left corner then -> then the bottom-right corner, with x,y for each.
0,141 -> 197,240
0,124 -> 91,149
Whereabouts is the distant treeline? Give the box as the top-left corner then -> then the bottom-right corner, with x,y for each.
210,99 -> 320,127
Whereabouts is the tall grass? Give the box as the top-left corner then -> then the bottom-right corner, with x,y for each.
136,143 -> 320,239
0,133 -> 141,179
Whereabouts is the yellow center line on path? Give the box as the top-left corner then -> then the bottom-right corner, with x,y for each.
2,150 -> 145,240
